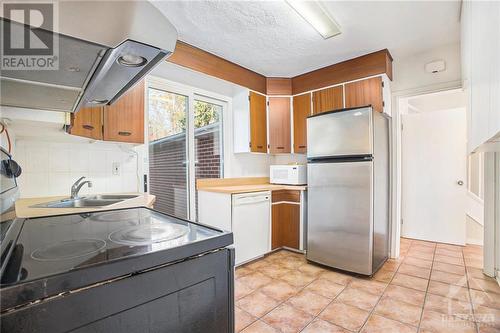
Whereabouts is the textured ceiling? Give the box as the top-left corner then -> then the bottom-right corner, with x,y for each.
152,0 -> 461,77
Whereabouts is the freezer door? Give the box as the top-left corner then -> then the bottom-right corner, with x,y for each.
307,107 -> 372,159
306,161 -> 373,275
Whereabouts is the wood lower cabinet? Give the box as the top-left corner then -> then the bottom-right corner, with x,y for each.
249,91 -> 267,153
345,77 -> 383,113
103,80 -> 145,144
272,203 -> 300,250
312,85 -> 343,114
69,106 -> 103,140
272,190 -> 300,203
271,190 -> 300,250
268,97 -> 291,154
292,93 -> 311,154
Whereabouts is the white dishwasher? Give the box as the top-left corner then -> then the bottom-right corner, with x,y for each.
232,191 -> 271,265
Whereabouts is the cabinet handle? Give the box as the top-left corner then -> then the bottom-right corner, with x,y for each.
277,146 -> 285,149
298,145 -> 306,148
82,124 -> 94,130
118,131 -> 132,136
256,145 -> 263,149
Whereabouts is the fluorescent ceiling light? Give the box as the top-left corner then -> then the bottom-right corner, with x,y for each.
286,0 -> 341,39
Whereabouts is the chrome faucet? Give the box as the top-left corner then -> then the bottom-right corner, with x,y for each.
71,176 -> 93,199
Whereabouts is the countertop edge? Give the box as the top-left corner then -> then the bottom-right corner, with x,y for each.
15,193 -> 156,219
197,185 -> 307,194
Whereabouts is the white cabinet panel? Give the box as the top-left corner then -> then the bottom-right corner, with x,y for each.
470,1 -> 490,149
462,1 -> 500,152
489,4 -> 500,136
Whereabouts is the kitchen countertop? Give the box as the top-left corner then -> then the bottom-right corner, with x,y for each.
15,193 -> 156,219
197,177 -> 307,194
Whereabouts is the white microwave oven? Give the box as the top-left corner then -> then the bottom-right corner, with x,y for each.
270,164 -> 307,185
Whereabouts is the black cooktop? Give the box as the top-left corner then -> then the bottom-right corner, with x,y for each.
0,207 -> 233,311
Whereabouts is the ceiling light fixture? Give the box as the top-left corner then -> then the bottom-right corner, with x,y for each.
286,0 -> 341,39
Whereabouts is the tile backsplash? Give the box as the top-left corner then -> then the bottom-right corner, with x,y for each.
14,139 -> 140,198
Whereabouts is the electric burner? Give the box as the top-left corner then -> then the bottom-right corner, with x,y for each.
31,239 -> 106,261
1,208 -> 226,286
109,223 -> 189,246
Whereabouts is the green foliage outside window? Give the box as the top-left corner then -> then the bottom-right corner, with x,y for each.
148,88 -> 222,142
194,100 -> 221,129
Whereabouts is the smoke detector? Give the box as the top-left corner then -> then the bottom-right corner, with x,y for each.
425,60 -> 446,73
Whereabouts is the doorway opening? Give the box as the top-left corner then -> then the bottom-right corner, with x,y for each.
399,89 -> 483,246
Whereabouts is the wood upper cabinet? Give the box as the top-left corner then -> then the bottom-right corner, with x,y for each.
292,93 -> 311,154
345,77 -> 383,113
268,97 -> 291,154
312,85 -> 343,114
249,91 -> 267,153
103,80 -> 145,144
70,106 -> 103,140
266,78 -> 292,95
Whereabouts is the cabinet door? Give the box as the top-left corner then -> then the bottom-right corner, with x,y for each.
293,93 -> 311,153
345,77 -> 383,113
70,106 -> 103,140
268,97 -> 291,154
312,85 -> 343,114
103,81 -> 145,143
249,91 -> 267,153
272,203 -> 300,250
271,204 -> 283,250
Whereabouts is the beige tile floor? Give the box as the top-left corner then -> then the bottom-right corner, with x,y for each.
234,238 -> 500,333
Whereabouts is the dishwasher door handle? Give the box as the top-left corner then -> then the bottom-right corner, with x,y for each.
234,196 -> 270,206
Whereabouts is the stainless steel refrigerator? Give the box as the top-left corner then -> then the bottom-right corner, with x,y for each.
306,106 -> 390,275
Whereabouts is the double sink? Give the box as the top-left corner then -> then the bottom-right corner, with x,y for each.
32,195 -> 139,208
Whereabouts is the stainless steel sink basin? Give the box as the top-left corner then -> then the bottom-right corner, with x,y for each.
42,199 -> 123,208
86,194 -> 139,200
31,197 -> 130,208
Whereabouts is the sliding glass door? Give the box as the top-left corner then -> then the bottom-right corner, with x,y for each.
147,81 -> 224,221
148,88 -> 189,219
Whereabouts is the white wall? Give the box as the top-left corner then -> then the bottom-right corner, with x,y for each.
273,154 -> 307,165
469,152 -> 484,198
391,42 -> 462,93
14,139 -> 140,198
467,215 -> 484,245
466,152 -> 485,245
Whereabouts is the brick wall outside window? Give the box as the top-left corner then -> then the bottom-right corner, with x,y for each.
149,123 -> 221,220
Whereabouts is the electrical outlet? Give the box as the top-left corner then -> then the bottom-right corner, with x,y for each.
112,162 -> 121,176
